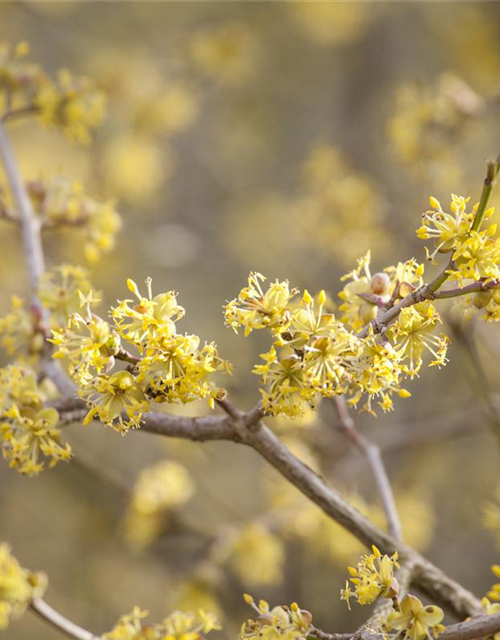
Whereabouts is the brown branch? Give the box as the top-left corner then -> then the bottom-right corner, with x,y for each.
310,612 -> 500,640
2,104 -> 41,123
30,598 -> 101,640
49,394 -> 482,619
332,397 -> 403,541
439,612 -> 500,640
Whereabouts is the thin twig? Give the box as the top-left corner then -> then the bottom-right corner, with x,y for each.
30,598 -> 102,640
332,397 -> 403,541
471,154 -> 500,232
0,120 -> 46,320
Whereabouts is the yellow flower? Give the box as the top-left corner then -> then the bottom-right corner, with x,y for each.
124,461 -> 195,549
40,264 -> 98,328
229,524 -> 285,587
0,543 -> 47,629
191,23 -> 258,86
254,348 -> 313,418
224,272 -> 298,336
0,364 -> 70,476
386,595 -> 444,640
36,69 -> 106,143
27,176 -> 121,263
51,312 -> 121,381
104,608 -> 221,640
0,42 -> 46,116
81,371 -> 149,432
112,278 -> 185,348
0,296 -> 36,358
341,546 -> 399,607
240,595 -> 312,640
389,302 -> 449,376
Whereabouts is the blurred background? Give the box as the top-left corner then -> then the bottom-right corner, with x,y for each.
1,1 -> 500,638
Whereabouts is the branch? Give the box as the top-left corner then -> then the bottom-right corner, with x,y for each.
332,397 -> 403,541
471,154 -> 500,233
0,120 -> 46,320
1,104 -> 41,123
439,612 -> 500,640
310,612 -> 500,640
434,280 -> 500,300
50,394 -> 482,619
358,155 -> 500,339
30,598 -> 102,640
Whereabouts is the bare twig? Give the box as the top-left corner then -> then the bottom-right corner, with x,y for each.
471,154 -> 500,232
0,120 -> 46,319
30,598 -> 102,640
1,104 -> 40,123
332,397 -> 403,541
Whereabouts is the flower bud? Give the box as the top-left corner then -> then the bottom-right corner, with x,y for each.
300,610 -> 313,626
370,272 -> 390,296
472,290 -> 493,309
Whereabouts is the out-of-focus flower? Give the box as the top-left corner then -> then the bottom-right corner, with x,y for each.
104,607 -> 221,640
26,176 -> 121,263
0,364 -> 70,476
102,134 -> 170,204
484,487 -> 500,550
36,69 -> 106,144
0,296 -> 37,358
0,543 -> 47,629
39,264 -> 98,328
124,460 -> 195,549
191,23 -> 258,86
289,2 -> 374,46
228,524 -> 285,587
388,74 -> 484,178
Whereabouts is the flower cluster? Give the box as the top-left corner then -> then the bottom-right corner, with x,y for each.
484,487 -> 500,549
340,546 -> 399,608
418,193 -> 500,319
0,364 -> 70,476
240,595 -> 312,640
341,548 -> 444,640
0,543 -> 47,629
104,606 -> 220,640
52,278 -> 230,431
482,569 -> 500,640
339,251 -> 424,331
292,145 -> 389,262
226,264 -> 447,417
124,460 -> 195,549
0,295 -> 37,359
0,42 -> 105,143
388,74 -> 484,174
228,524 -> 285,588
25,176 -> 121,262
0,264 -> 97,361
190,22 -> 258,86
384,595 -> 445,640
418,194 -> 500,280
486,565 -> 500,603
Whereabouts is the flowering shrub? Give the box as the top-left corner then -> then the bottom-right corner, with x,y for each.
0,37 -> 499,640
